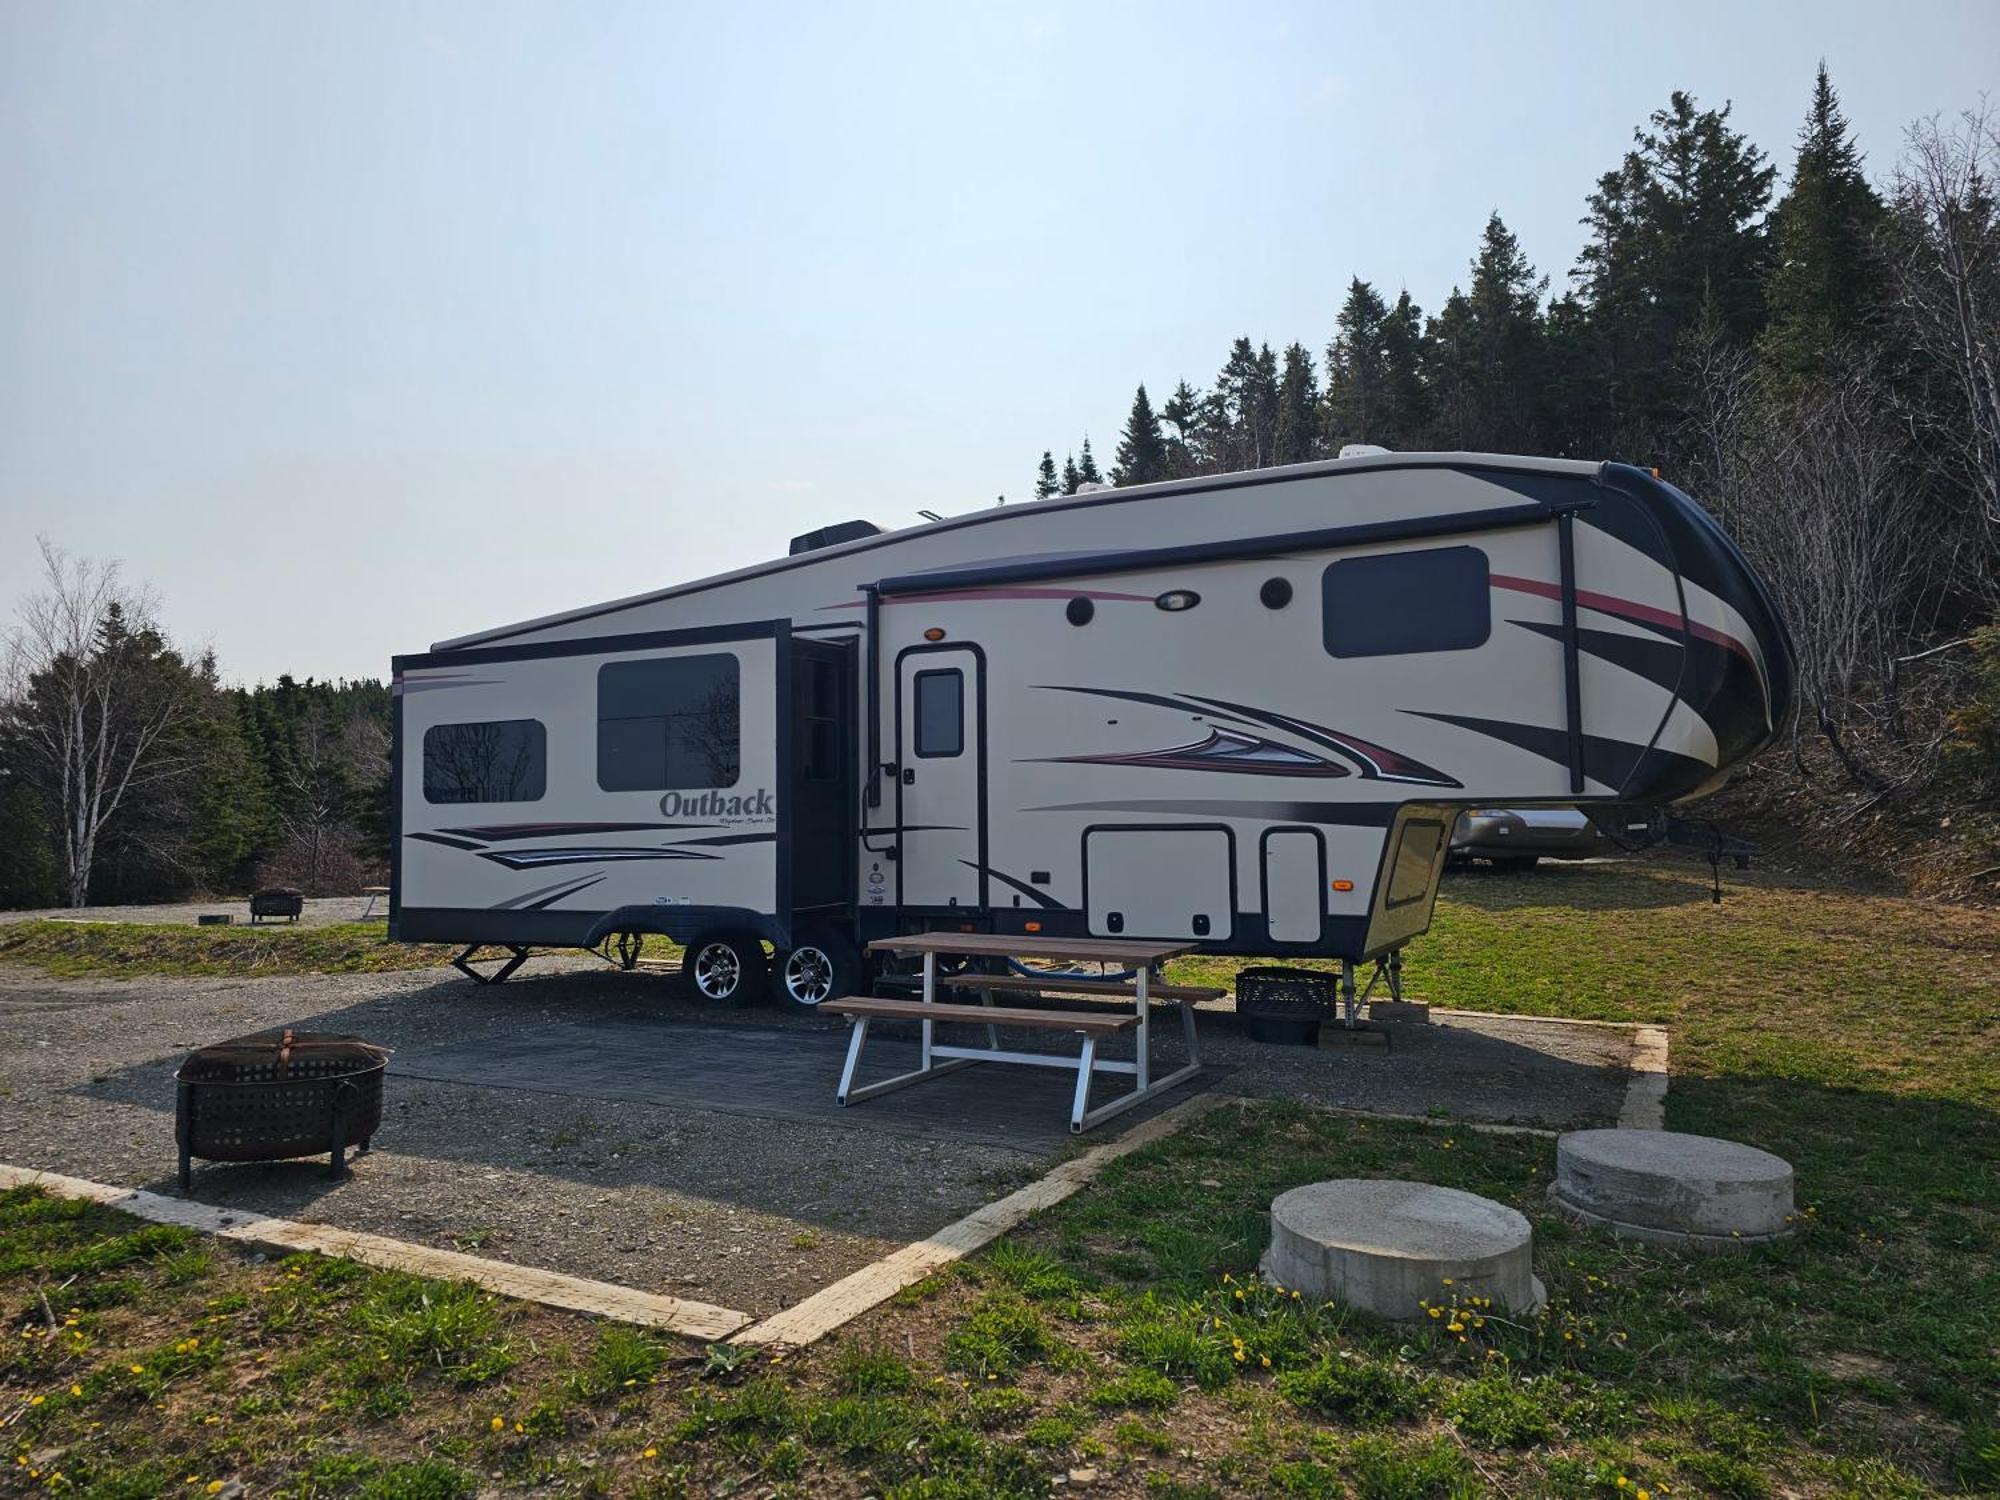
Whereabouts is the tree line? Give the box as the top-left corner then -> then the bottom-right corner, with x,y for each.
1033,71 -> 2000,834
0,542 -> 391,908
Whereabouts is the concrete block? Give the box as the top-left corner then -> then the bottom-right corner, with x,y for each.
1551,1129 -> 1794,1252
1261,1179 -> 1544,1321
1368,1000 -> 1430,1024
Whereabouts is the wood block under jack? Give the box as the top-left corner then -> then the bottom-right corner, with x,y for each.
1368,999 -> 1431,1024
1318,1022 -> 1391,1050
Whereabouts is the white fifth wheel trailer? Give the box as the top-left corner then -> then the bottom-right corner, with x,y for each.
390,451 -> 1792,1005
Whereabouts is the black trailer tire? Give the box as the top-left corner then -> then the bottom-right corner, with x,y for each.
684,930 -> 767,1007
771,925 -> 863,1014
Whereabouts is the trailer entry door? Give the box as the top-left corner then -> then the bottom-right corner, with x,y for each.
896,647 -> 984,908
790,640 -> 856,911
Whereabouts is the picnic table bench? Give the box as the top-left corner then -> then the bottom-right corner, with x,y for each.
823,933 -> 1205,1134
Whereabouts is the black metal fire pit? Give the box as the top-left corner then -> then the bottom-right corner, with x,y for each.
1234,966 -> 1336,1046
174,1030 -> 390,1190
249,887 -> 304,923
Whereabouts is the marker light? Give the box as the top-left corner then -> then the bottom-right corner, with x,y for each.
1331,879 -> 1355,892
1155,589 -> 1200,612
923,627 -> 946,641
1024,921 -> 1042,933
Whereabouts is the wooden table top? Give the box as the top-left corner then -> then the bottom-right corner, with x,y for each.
863,931 -> 1191,964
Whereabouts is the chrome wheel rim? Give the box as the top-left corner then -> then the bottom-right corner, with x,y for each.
784,946 -> 835,1005
693,942 -> 741,1000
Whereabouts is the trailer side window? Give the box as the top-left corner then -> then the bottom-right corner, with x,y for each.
597,653 -> 740,790
422,719 -> 547,804
1323,545 -> 1490,657
1384,816 -> 1446,908
913,669 -> 963,758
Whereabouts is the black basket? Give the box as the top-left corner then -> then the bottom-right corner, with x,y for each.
1234,966 -> 1336,1046
174,1029 -> 390,1190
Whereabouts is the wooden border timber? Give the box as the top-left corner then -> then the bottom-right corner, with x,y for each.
737,1094 -> 1221,1349
0,1164 -> 751,1342
1617,1025 -> 1670,1130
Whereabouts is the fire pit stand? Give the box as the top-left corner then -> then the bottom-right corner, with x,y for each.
174,1030 -> 391,1191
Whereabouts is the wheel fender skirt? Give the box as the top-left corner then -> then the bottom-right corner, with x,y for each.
583,905 -> 790,949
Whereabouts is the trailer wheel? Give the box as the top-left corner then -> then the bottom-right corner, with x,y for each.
685,931 -> 767,1007
772,925 -> 862,1013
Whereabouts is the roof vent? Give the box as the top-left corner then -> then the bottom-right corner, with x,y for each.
789,519 -> 884,556
1338,443 -> 1392,460
1075,480 -> 1115,494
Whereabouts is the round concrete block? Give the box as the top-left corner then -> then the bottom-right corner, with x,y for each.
1552,1129 -> 1794,1251
1260,1180 -> 1544,1321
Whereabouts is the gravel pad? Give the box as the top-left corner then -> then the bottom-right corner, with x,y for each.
391,1013 -> 1214,1152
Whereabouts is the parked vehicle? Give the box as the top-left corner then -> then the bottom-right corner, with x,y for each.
1449,807 -> 1607,869
389,450 -> 1793,1008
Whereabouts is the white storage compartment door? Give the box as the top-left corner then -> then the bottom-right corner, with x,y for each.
1261,828 -> 1324,945
1084,827 -> 1234,942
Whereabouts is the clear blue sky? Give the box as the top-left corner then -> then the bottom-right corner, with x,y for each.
3,0 -> 1994,683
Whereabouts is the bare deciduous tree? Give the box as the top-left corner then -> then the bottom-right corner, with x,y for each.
1,541 -> 202,907
1887,106 -> 2000,601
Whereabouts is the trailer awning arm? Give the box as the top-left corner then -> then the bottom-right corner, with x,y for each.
870,497 -> 1593,597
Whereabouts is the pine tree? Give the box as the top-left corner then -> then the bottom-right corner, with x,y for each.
1034,450 -> 1060,501
1274,344 -> 1321,464
1324,278 -> 1391,450
1077,437 -> 1103,486
1426,214 -> 1549,451
1160,380 -> 1206,478
1213,338 -> 1281,471
1760,63 -> 1885,382
1378,291 -> 1433,449
1061,453 -> 1081,495
1573,90 -> 1776,446
1111,385 -> 1168,486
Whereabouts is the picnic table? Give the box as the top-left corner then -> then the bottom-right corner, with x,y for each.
823,933 -> 1212,1134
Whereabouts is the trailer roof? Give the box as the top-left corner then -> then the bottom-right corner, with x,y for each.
431,450 -> 1606,651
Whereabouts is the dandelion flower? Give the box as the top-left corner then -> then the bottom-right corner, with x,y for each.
490,1416 -> 504,1432
69,1386 -> 82,1398
1233,1349 -> 1245,1362
1447,1322 -> 1465,1333
1616,1480 -> 1628,1490
207,1484 -> 225,1495
1259,1355 -> 1270,1368
643,1448 -> 659,1460
129,1365 -> 144,1375
29,1396 -> 44,1407
1427,1307 -> 1441,1319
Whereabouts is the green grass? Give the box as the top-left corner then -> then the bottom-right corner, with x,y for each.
2,861 -> 1994,1495
0,919 -> 453,977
